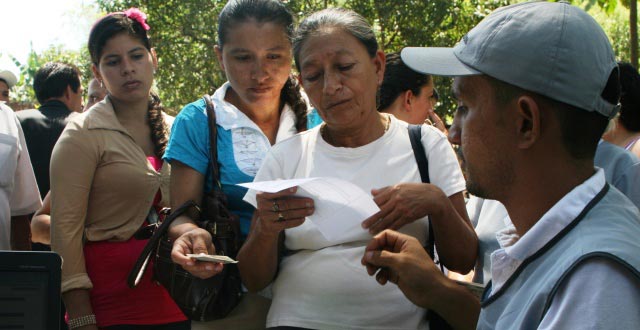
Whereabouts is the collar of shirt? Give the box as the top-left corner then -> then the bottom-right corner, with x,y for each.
490,168 -> 606,293
85,96 -> 172,136
211,82 -> 297,141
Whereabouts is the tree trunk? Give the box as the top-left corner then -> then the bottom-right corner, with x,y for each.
631,0 -> 638,68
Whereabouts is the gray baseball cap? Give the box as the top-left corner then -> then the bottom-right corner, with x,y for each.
401,1 -> 618,118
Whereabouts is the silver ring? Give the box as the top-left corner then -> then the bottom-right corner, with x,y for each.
278,213 -> 285,221
272,201 -> 280,212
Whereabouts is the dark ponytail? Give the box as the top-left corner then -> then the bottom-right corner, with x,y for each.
148,92 -> 169,157
281,75 -> 308,132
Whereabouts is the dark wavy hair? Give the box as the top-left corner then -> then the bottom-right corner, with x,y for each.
218,0 -> 307,132
378,52 -> 432,111
618,62 -> 640,132
33,62 -> 82,104
88,10 -> 168,157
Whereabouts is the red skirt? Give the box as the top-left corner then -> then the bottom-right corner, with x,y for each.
84,237 -> 187,327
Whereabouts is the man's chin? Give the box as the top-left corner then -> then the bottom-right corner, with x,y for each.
466,181 -> 490,199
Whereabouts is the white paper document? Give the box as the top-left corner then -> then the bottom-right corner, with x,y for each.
239,177 -> 380,241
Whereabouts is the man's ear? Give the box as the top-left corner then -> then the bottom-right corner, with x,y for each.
514,95 -> 541,149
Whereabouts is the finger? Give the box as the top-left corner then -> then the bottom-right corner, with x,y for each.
361,210 -> 387,229
370,186 -> 390,198
371,208 -> 407,233
256,187 -> 299,204
368,212 -> 396,234
183,261 -> 224,279
364,230 -> 394,253
363,250 -> 400,270
272,207 -> 314,222
272,197 -> 315,212
279,217 -> 306,229
376,268 -> 389,285
371,186 -> 393,206
171,240 -> 193,266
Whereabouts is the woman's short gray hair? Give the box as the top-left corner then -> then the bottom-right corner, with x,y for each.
293,8 -> 379,71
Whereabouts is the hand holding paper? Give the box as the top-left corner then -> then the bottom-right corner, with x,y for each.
239,177 -> 380,241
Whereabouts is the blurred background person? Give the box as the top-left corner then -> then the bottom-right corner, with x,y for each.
31,76 -> 108,246
0,67 -> 18,103
603,62 -> 640,158
379,52 -> 446,133
83,77 -> 108,112
0,102 -> 41,251
17,62 -> 83,201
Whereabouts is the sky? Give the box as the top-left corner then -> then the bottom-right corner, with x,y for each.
1,0 -> 99,69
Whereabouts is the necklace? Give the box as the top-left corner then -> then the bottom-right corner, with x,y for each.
321,114 -> 391,145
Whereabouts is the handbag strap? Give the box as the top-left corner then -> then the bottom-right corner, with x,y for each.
203,95 -> 223,190
127,200 -> 200,288
407,124 -> 438,265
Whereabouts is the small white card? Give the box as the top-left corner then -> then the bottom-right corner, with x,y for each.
187,253 -> 238,264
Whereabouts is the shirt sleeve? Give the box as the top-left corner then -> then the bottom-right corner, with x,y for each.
50,121 -> 98,293
539,257 -> 640,329
163,102 -> 210,175
421,124 -> 466,197
610,162 -> 640,209
9,116 -> 41,216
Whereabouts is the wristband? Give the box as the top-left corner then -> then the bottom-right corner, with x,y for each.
68,314 -> 97,329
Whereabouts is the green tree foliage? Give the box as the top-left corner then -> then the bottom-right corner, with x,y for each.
96,0 -> 509,117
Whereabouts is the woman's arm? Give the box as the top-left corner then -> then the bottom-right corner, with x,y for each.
237,188 -> 313,292
50,125 -> 98,326
63,290 -> 98,330
168,161 -> 223,278
430,191 -> 477,273
362,185 -> 477,273
31,192 -> 51,245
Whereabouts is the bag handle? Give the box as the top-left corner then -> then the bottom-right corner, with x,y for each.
203,95 -> 223,189
127,200 -> 199,288
407,124 -> 437,263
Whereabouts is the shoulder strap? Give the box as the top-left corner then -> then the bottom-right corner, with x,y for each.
407,124 -> 437,263
203,94 -> 223,189
127,200 -> 200,288
408,124 -> 430,184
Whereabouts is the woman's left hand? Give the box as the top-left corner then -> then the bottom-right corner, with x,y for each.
361,183 -> 447,234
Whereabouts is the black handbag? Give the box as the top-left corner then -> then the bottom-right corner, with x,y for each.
128,94 -> 242,321
408,124 -> 453,330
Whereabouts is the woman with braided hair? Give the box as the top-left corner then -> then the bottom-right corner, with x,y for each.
50,8 -> 188,329
164,0 -> 318,328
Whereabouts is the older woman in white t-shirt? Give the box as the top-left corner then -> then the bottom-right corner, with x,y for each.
238,8 -> 478,330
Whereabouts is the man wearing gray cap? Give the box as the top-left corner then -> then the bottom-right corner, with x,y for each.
0,68 -> 17,103
362,2 -> 640,329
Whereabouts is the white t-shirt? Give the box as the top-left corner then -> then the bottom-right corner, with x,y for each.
245,116 -> 465,330
0,103 -> 42,250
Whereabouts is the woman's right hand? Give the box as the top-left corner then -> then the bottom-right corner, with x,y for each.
253,187 -> 314,238
171,227 -> 223,279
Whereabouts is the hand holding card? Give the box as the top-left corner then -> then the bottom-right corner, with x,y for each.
187,253 -> 238,264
